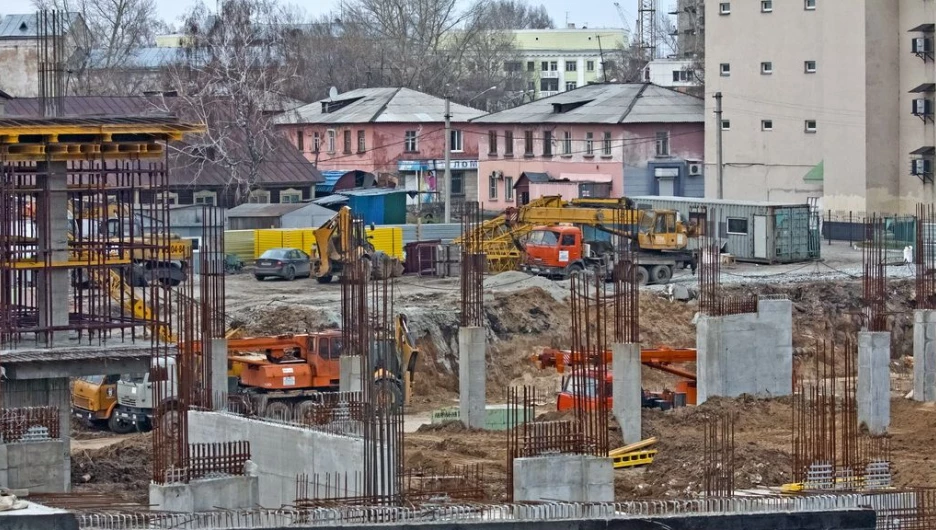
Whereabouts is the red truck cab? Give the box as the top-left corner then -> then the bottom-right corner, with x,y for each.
522,226 -> 586,277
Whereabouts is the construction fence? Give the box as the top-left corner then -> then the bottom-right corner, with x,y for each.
224,227 -> 405,265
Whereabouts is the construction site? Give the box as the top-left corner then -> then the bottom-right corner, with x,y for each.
0,19 -> 933,530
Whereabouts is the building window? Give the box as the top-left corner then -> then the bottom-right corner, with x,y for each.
562,131 -> 572,155
804,60 -> 817,73
805,0 -> 816,9
193,191 -> 216,205
527,80 -> 536,92
727,218 -> 748,235
327,129 -> 336,153
451,172 -> 464,195
761,61 -> 773,74
155,192 -> 179,205
404,130 -> 418,152
450,129 -> 464,152
565,81 -> 577,91
541,61 -> 549,71
505,176 -> 514,200
805,120 -> 817,133
720,63 -> 730,76
357,130 -> 366,153
313,132 -> 321,153
489,174 -> 498,200
504,61 -> 522,72
565,60 -> 577,72
602,131 -> 612,156
541,78 -> 559,92
527,61 -> 535,71
343,130 -> 352,154
550,61 -> 558,71
672,70 -> 694,82
524,130 -> 534,155
721,120 -> 731,130
248,189 -> 271,204
719,2 -> 730,14
761,0 -> 772,12
586,60 -> 595,71
585,132 -> 594,156
488,130 -> 498,154
761,119 -> 773,131
655,131 -> 670,156
505,131 -> 514,156
543,131 -> 553,156
297,130 -> 304,152
280,188 -> 302,203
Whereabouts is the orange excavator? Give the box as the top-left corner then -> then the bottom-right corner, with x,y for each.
531,346 -> 698,411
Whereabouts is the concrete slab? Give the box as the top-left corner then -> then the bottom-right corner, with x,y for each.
612,343 -> 641,445
513,454 -> 614,503
914,310 -> 936,402
150,475 -> 259,512
0,501 -> 77,530
858,331 -> 891,435
458,327 -> 486,429
696,299 -> 793,403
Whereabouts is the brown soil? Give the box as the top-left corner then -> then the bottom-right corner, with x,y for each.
71,433 -> 151,503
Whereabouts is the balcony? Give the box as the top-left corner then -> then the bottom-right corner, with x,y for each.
540,91 -> 559,98
541,70 -> 560,79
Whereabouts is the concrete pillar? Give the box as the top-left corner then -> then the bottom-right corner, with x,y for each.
858,331 -> 891,435
513,454 -> 613,503
611,343 -> 641,445
210,338 -> 228,409
458,326 -> 486,429
339,355 -> 363,393
36,161 -> 70,346
914,310 -> 936,402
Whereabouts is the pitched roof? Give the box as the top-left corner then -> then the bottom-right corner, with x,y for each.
277,87 -> 486,125
226,202 -> 329,217
87,47 -> 190,70
0,13 -> 83,39
471,83 -> 703,125
3,96 -> 323,186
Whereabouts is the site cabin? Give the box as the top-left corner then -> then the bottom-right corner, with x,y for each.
520,222 -> 695,284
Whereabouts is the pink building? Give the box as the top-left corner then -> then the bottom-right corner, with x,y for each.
276,87 -> 485,204
470,83 -> 704,211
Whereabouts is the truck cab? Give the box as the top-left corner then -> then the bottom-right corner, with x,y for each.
114,357 -> 176,431
71,374 -> 120,425
521,226 -> 614,278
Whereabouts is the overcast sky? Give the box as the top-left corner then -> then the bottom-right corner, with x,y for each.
0,0 -> 641,33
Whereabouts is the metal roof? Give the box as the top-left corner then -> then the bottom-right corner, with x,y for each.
911,83 -> 936,93
87,47 -> 190,70
313,194 -> 349,206
472,83 -> 703,125
316,170 -> 376,194
520,171 -> 551,183
629,196 -> 810,208
911,146 -> 936,156
338,187 -> 409,197
226,203 -> 310,217
277,87 -> 486,125
0,13 -> 83,39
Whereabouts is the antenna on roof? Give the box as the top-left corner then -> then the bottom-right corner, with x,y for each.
328,86 -> 339,100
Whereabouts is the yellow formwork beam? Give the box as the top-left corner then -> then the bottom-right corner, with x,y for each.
611,449 -> 658,469
6,257 -> 133,269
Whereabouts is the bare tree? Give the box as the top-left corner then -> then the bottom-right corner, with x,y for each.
161,0 -> 297,205
479,0 -> 553,30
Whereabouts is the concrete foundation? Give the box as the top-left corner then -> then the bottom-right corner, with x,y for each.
0,440 -> 67,493
611,343 -> 641,445
187,410 -> 372,508
513,454 -> 614,503
858,331 -> 891,435
150,475 -> 259,512
914,310 -> 936,402
458,326 -> 486,429
696,299 -> 793,403
339,355 -> 363,394
0,502 -> 78,530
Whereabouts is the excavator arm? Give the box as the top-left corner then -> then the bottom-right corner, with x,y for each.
395,314 -> 419,405
312,206 -> 351,279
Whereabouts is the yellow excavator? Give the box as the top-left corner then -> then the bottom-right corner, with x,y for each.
311,206 -> 374,283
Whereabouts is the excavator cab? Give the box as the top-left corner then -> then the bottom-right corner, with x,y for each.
636,210 -> 688,251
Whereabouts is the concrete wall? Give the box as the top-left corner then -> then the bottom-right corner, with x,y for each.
696,299 -> 793,403
188,411 -> 365,508
150,475 -> 259,512
0,441 -> 67,493
914,310 -> 936,402
513,455 -> 613,503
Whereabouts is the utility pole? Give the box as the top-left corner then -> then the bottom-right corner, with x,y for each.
714,91 -> 724,200
443,95 -> 452,224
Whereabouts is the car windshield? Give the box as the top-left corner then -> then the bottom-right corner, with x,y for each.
259,249 -> 289,259
527,230 -> 559,246
120,373 -> 145,383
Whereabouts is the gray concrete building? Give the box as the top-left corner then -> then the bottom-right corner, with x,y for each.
705,1 -> 936,215
0,13 -> 89,97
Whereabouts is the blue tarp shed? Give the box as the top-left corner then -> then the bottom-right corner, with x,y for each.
315,170 -> 376,195
340,188 -> 409,225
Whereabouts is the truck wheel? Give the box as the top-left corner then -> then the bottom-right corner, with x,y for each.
316,274 -> 333,284
650,265 -> 673,284
264,401 -> 292,422
107,414 -> 135,434
565,262 -> 584,278
374,379 -> 404,412
636,266 -> 650,286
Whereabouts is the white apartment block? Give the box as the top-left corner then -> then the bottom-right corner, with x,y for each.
643,58 -> 699,92
705,0 -> 936,215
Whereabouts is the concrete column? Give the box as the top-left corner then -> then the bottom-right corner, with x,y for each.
858,331 -> 891,435
36,161 -> 70,346
458,326 -> 486,429
611,343 -> 641,445
210,338 -> 228,409
339,355 -> 363,393
513,454 -> 613,503
914,310 -> 936,402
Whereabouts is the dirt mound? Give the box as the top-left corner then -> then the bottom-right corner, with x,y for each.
71,433 -> 151,498
234,304 -> 340,336
483,271 -> 570,302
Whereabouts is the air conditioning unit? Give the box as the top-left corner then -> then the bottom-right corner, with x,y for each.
688,163 -> 703,176
913,37 -> 933,54
914,98 -> 933,116
913,158 -> 932,176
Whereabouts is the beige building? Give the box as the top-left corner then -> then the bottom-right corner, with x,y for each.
704,0 -> 935,215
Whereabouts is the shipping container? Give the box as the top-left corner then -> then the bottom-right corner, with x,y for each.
629,196 -> 820,264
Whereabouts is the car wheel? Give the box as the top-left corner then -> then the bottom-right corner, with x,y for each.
254,275 -> 265,281
284,266 -> 296,281
316,274 -> 333,284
